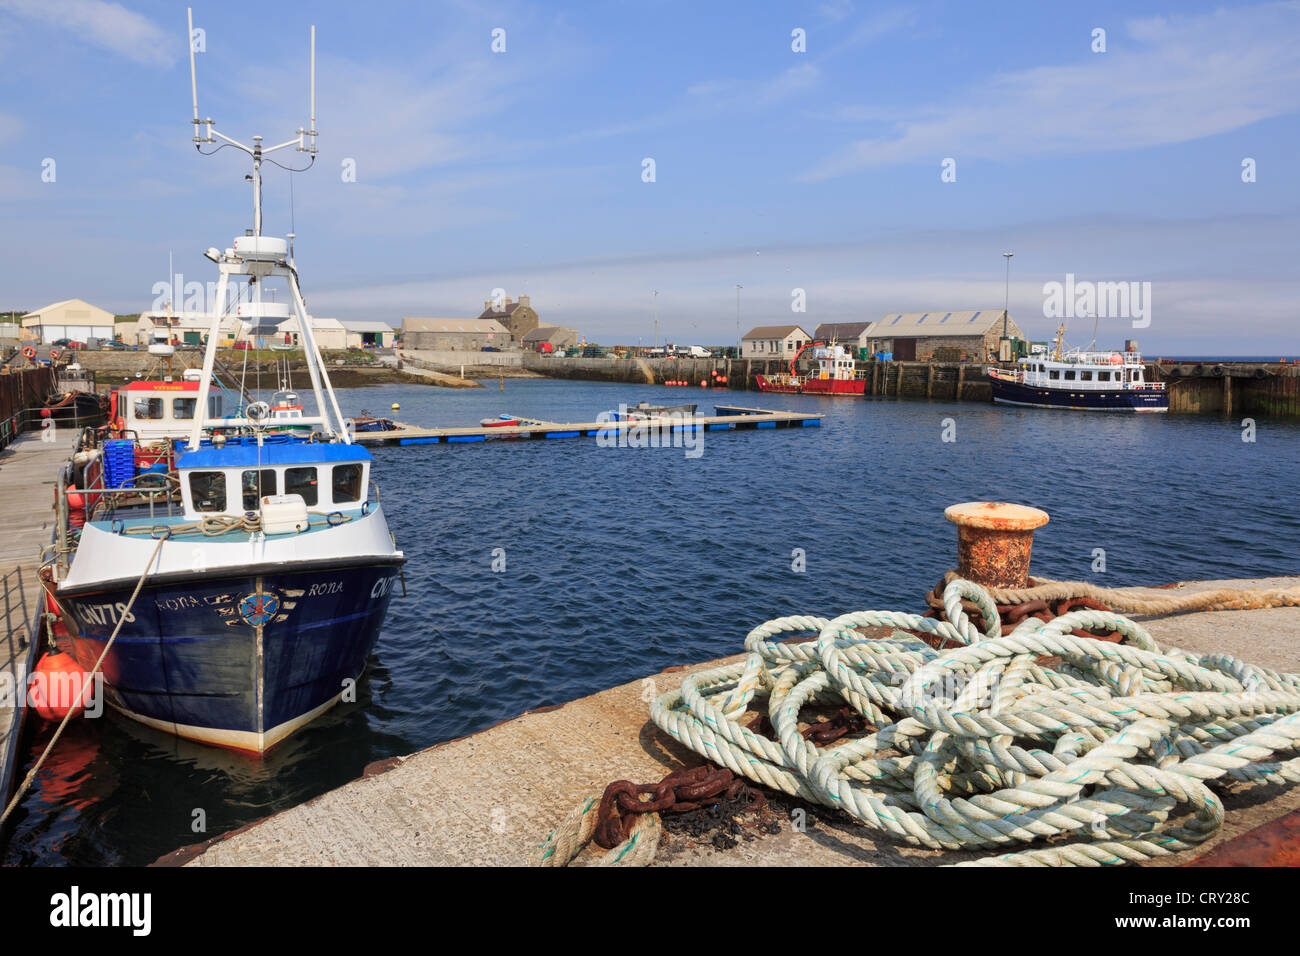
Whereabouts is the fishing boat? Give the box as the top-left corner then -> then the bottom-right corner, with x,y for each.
41,17 -> 406,754
38,362 -> 108,425
755,343 -> 865,396
988,325 -> 1168,412
266,389 -> 312,435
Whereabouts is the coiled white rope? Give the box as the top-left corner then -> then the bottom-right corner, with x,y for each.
649,577 -> 1300,866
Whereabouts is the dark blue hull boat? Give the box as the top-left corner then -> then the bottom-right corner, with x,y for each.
56,558 -> 404,753
989,376 -> 1169,412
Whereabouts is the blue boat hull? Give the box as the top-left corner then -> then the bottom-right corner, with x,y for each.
989,377 -> 1168,412
55,558 -> 404,753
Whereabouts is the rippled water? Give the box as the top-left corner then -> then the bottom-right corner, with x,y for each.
5,379 -> 1298,864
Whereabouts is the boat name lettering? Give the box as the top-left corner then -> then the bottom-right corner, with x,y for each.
156,595 -> 200,611
76,602 -> 136,626
371,575 -> 399,599
308,581 -> 344,597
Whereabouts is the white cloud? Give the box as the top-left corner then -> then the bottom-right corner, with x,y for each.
804,2 -> 1300,179
0,0 -> 175,67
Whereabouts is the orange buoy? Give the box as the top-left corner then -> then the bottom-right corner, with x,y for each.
67,484 -> 84,509
28,652 -> 93,721
700,380 -> 707,387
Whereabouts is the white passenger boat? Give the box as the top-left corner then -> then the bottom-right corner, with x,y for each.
988,326 -> 1168,412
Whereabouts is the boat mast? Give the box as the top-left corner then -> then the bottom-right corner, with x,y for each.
182,9 -> 343,450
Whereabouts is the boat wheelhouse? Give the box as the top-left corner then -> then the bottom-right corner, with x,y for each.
109,375 -> 226,442
988,329 -> 1168,412
266,389 -> 311,434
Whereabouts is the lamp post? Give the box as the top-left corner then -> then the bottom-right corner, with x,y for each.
735,284 -> 742,356
1001,252 -> 1013,338
652,289 -> 659,350
1000,252 -> 1014,362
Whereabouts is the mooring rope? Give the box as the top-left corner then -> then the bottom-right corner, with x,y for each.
641,577 -> 1300,867
0,535 -> 166,827
941,569 -> 1300,616
121,511 -> 353,537
533,796 -> 662,867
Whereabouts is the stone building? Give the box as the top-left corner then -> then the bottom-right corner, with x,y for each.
521,325 -> 579,351
401,317 -> 512,350
812,321 -> 874,352
477,294 -> 539,343
866,310 -> 1023,361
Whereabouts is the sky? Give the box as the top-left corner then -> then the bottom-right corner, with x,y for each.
0,0 -> 1296,352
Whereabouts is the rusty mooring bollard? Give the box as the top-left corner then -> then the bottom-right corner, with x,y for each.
944,501 -> 1050,589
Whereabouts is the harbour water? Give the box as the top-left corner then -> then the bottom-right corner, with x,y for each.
5,378 -> 1298,865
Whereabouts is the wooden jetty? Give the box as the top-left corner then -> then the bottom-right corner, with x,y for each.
0,427 -> 71,813
353,404 -> 822,446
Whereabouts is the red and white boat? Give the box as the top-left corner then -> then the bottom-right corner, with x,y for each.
480,414 -> 522,427
756,343 -> 865,396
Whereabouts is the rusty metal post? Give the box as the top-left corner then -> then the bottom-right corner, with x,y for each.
944,501 -> 1050,589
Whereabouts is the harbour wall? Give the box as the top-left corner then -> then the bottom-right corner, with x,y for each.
1153,364 -> 1300,419
523,355 -> 1299,418
41,350 -> 1300,418
521,354 -> 996,401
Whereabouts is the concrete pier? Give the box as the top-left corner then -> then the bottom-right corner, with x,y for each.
166,575 -> 1300,867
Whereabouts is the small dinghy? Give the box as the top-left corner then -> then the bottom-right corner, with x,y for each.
480,414 -> 521,427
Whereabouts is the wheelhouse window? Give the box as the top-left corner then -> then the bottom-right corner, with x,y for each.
189,471 -> 227,512
174,398 -> 196,420
1098,371 -> 1111,382
332,464 -> 364,504
1049,370 -> 1060,380
1064,370 -> 1076,381
133,397 -> 164,420
285,467 -> 318,506
241,469 -> 277,511
1080,371 -> 1093,381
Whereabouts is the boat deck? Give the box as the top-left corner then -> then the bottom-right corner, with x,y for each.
0,428 -> 72,811
352,405 -> 822,445
164,576 -> 1300,867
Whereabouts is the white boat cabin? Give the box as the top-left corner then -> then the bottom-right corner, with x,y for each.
174,439 -> 372,525
1012,349 -> 1163,391
810,345 -> 859,381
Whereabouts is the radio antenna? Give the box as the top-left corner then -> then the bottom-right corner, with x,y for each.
185,7 -> 318,235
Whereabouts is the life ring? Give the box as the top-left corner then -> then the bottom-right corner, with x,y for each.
49,348 -> 61,361
22,346 -> 35,359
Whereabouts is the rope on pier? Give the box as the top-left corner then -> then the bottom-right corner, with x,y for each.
645,577 -> 1300,867
533,795 -> 662,867
941,570 -> 1300,616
